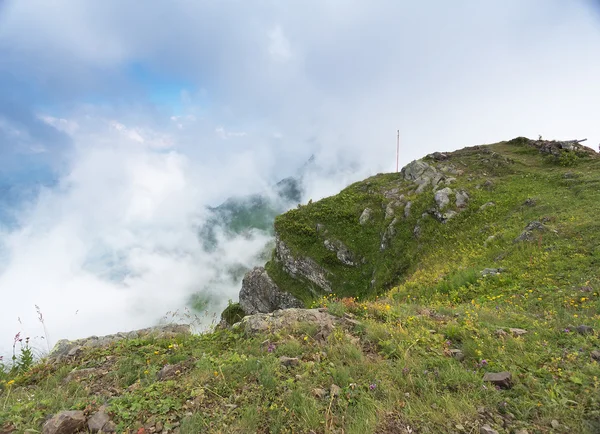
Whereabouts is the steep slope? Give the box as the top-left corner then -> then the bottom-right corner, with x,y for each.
2,138 -> 599,434
237,137 -> 600,312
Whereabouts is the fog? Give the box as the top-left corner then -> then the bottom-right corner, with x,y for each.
1,0 -> 599,357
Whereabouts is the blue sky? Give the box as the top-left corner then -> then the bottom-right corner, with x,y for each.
1,0 -> 600,353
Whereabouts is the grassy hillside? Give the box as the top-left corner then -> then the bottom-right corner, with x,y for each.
1,138 -> 599,433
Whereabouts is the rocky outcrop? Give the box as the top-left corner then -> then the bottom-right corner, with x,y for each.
42,411 -> 86,434
434,187 -> 453,210
401,160 -> 442,194
359,208 -> 372,225
275,235 -> 332,292
49,324 -> 192,362
514,221 -> 547,242
239,267 -> 303,315
324,238 -> 357,266
237,308 -> 356,340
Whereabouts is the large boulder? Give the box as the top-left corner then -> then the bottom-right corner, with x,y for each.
239,267 -> 303,315
434,187 -> 453,210
42,410 -> 86,434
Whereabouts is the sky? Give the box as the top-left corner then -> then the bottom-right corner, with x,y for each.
0,0 -> 599,356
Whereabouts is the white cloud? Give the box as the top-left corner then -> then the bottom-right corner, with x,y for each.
268,25 -> 292,61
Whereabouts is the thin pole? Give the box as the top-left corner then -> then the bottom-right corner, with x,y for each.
396,130 -> 400,172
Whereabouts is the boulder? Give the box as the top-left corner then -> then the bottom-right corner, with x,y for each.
359,208 -> 373,225
238,308 -> 337,341
42,410 -> 86,434
434,187 -> 453,210
239,267 -> 303,315
479,425 -> 499,434
514,221 -> 546,242
88,409 -> 116,433
483,371 -> 512,389
481,268 -> 504,277
479,202 -> 495,211
404,201 -> 412,218
576,325 -> 594,335
279,356 -> 300,367
591,350 -> 600,361
455,190 -> 469,209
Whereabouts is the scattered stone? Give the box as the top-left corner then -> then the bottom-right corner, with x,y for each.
483,371 -> 512,389
578,285 -> 593,293
42,410 -> 86,434
479,202 -> 495,211
523,198 -> 536,207
455,190 -> 469,209
88,409 -> 115,433
514,221 -> 546,242
404,201 -> 412,218
576,325 -> 594,335
455,424 -> 465,431
66,346 -> 82,358
483,180 -> 494,190
481,268 -> 504,277
590,350 -> 600,361
434,187 -> 453,210
509,328 -> 528,337
312,388 -> 327,399
157,364 -> 184,381
330,384 -> 342,397
238,266 -> 304,315
359,208 -> 372,225
495,329 -> 508,338
484,235 -> 496,246
413,225 -> 421,239
479,425 -> 498,434
279,356 -> 300,367
442,210 -> 457,222
551,419 -> 560,429
449,349 -> 465,361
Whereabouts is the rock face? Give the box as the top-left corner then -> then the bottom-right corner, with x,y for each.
42,410 -> 86,434
275,235 -> 332,292
49,324 -> 192,362
401,160 -> 442,193
239,267 -> 303,315
324,238 -> 357,266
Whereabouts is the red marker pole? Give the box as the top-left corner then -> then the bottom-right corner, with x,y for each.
396,130 -> 400,172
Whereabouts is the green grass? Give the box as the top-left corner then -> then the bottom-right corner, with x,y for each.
1,138 -> 599,433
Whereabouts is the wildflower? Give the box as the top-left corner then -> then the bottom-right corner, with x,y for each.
213,371 -> 219,377
154,351 -> 160,355
267,343 -> 276,353
143,370 -> 149,375
303,336 -> 308,341
563,328 -> 570,333
7,380 -> 15,386
385,304 -> 391,311
402,367 -> 410,375
369,383 -> 377,390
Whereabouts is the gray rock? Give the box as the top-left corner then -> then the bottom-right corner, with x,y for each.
576,325 -> 594,335
330,384 -> 342,397
359,208 -> 372,225
275,236 -> 332,292
279,356 -> 300,367
157,364 -> 185,381
442,211 -> 457,221
430,152 -> 449,161
481,268 -> 504,277
312,388 -> 327,399
444,177 -> 457,185
324,239 -> 357,266
479,202 -> 496,211
239,308 -> 337,341
239,267 -> 303,315
404,201 -> 412,218
551,419 -> 560,429
88,410 -> 115,433
591,350 -> 600,361
479,425 -> 498,434
380,218 -> 399,250
42,410 -> 86,434
514,221 -> 546,242
449,349 -> 465,361
413,225 -> 421,239
523,198 -> 536,207
515,430 -> 529,434
385,201 -> 403,219
434,187 -> 453,210
483,371 -> 512,389
509,328 -> 528,337
49,324 -> 192,361
455,190 -> 469,209
484,235 -> 496,246
401,160 -> 440,194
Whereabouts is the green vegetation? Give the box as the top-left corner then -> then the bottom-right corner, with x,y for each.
1,138 -> 599,433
